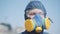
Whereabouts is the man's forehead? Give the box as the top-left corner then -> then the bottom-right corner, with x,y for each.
26,9 -> 44,13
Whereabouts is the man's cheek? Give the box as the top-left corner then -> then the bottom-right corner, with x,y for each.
27,15 -> 35,19
27,15 -> 34,19
29,15 -> 35,19
40,15 -> 44,19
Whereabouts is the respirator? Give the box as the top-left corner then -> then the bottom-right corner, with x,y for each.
25,14 -> 51,33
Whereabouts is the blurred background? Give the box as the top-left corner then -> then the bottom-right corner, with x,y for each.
0,0 -> 60,34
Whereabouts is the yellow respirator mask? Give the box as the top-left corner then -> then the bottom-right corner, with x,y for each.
25,14 -> 51,33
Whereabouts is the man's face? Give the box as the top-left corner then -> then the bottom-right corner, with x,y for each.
26,9 -> 44,19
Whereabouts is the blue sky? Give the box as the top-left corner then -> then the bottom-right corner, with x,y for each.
0,0 -> 60,34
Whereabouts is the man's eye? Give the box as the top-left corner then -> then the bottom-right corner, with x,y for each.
39,12 -> 44,15
29,13 -> 36,16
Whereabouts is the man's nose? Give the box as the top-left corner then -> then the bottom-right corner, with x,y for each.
33,14 -> 43,27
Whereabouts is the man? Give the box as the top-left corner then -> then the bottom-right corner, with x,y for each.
21,1 -> 47,34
